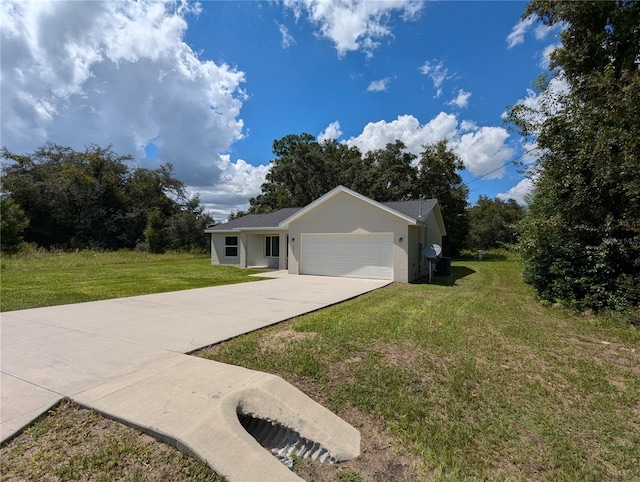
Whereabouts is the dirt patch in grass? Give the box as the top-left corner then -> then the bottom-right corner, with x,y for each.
0,400 -> 222,482
257,327 -> 318,352
294,406 -> 421,482
285,393 -> 421,481
565,335 -> 640,376
381,342 -> 422,369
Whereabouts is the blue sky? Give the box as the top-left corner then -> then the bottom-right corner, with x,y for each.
1,1 -> 557,220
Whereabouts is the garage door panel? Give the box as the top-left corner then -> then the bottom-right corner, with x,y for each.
301,234 -> 393,280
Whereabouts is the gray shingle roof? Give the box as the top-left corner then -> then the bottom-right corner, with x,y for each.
382,199 -> 438,223
206,198 -> 437,232
206,207 -> 302,231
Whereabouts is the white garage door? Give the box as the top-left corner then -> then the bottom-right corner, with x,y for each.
301,233 -> 394,280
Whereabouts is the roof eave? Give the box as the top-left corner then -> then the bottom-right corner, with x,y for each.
238,227 -> 288,232
204,228 -> 241,233
205,226 -> 288,233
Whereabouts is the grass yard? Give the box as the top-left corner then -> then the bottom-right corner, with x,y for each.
0,400 -> 222,482
0,250 -> 263,312
1,252 -> 639,481
196,256 -> 640,481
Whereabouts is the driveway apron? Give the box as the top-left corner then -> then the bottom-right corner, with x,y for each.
1,274 -> 389,480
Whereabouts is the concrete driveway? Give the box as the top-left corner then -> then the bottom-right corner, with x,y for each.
1,273 -> 389,480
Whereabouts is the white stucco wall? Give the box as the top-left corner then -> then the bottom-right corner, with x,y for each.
211,233 -> 241,266
408,225 -> 422,282
287,191 -> 411,282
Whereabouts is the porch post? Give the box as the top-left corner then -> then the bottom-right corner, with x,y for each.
239,233 -> 247,268
279,232 -> 287,270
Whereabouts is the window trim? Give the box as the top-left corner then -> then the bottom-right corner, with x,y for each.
265,235 -> 279,258
225,236 -> 239,258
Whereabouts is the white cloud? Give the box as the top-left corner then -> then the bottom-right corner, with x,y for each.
1,0 -> 247,190
507,15 -> 565,52
521,141 -> 543,165
540,42 -> 559,69
196,155 -> 270,221
506,16 -> 536,49
367,78 -> 390,92
284,0 -> 423,58
534,22 -> 562,41
346,113 -> 458,155
497,177 -> 534,205
419,59 -> 449,97
453,127 -> 514,178
448,89 -> 471,108
346,113 -> 515,179
460,120 -> 478,132
276,21 -> 295,48
318,121 -> 343,143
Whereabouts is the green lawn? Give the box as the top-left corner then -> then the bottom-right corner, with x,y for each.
0,400 -> 222,482
197,256 -> 640,481
0,250 -> 263,312
1,252 -> 639,481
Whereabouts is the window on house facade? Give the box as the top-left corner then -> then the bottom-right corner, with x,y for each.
265,235 -> 279,258
225,236 -> 238,257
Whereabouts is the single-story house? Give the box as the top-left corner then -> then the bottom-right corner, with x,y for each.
205,185 -> 446,282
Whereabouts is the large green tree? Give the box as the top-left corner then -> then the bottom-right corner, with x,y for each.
1,144 -> 131,248
467,195 -> 525,250
415,140 -> 469,255
1,143 -> 212,252
359,140 -> 417,202
164,195 -> 213,251
248,134 -> 364,212
508,1 -> 640,312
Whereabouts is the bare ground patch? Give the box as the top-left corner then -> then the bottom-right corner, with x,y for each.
381,342 -> 422,369
293,405 -> 423,482
257,327 -> 318,353
564,335 -> 640,376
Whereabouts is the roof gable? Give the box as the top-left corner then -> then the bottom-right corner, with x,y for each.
279,186 -> 419,227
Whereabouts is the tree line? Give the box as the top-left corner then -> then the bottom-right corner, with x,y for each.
1,139 -> 522,258
507,0 -> 639,314
1,143 -> 212,253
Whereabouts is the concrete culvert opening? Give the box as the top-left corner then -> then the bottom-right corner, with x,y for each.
237,410 -> 336,466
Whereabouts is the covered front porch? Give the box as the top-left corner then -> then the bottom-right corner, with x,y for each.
210,230 -> 289,270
